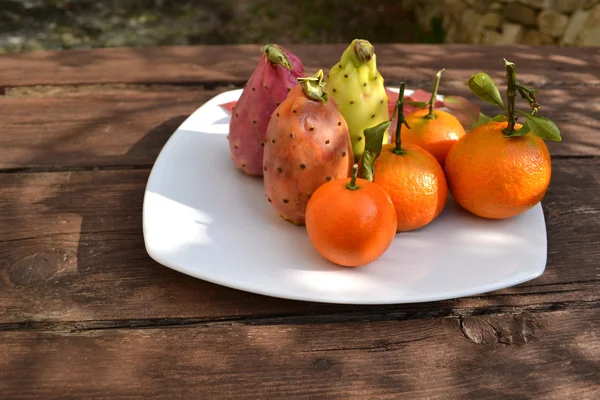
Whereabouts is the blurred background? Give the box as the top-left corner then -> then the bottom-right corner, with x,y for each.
0,0 -> 598,53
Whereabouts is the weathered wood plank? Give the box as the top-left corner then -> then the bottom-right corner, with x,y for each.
0,309 -> 598,399
0,83 -> 598,172
0,159 -> 598,325
0,86 -> 220,169
0,44 -> 598,88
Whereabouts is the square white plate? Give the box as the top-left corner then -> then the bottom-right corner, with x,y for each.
142,88 -> 547,305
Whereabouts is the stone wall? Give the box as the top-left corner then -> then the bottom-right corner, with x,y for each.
404,0 -> 600,46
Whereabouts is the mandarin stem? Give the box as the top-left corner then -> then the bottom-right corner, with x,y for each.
503,59 -> 517,135
346,164 -> 360,190
426,69 -> 445,119
393,82 -> 407,154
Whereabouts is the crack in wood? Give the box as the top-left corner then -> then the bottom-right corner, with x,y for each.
459,313 -> 540,346
546,208 -> 600,220
0,229 -> 137,244
519,279 -> 600,288
551,155 -> 599,159
301,336 -> 437,353
2,82 -> 243,97
0,164 -> 154,174
1,79 -> 598,98
0,300 -> 598,333
1,81 -> 245,97
481,288 -> 585,297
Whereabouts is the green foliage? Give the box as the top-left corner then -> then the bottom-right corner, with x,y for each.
519,112 -> 562,141
467,72 -> 505,110
467,61 -> 562,142
361,121 -> 391,182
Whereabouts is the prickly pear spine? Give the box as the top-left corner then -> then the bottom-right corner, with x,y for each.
326,39 -> 389,161
229,44 -> 304,176
263,70 -> 353,225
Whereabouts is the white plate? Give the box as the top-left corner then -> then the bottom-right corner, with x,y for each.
142,88 -> 547,305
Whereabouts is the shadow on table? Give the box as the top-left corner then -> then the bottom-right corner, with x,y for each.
12,48 -> 598,321
5,44 -> 600,394
4,93 -> 598,396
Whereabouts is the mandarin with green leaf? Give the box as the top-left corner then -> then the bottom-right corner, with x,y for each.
391,70 -> 466,167
445,121 -> 551,219
445,60 -> 560,220
363,83 -> 448,232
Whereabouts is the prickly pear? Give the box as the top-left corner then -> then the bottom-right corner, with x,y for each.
263,70 -> 353,226
326,39 -> 389,161
229,44 -> 304,176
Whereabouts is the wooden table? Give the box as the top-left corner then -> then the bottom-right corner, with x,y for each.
1,44 -> 599,399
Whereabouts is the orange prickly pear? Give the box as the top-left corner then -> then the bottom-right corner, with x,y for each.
263,70 -> 353,225
229,44 -> 304,176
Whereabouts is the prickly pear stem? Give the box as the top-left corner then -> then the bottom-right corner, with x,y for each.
353,39 -> 374,63
261,44 -> 292,70
346,164 -> 360,191
426,69 -> 445,120
503,59 -> 517,135
393,82 -> 410,155
298,69 -> 328,103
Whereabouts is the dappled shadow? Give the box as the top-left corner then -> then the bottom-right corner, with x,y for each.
451,311 -> 600,399
376,44 -> 600,85
3,45 -> 599,322
2,41 -> 600,397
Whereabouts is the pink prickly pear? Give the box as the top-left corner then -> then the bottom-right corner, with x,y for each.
263,70 -> 353,225
229,44 -> 305,176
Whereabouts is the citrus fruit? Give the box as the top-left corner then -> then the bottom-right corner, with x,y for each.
444,121 -> 552,219
305,165 -> 397,267
390,69 -> 465,167
365,83 -> 448,232
397,108 -> 466,166
373,143 -> 448,232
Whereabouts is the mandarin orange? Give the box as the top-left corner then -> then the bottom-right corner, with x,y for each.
369,83 -> 448,232
398,108 -> 466,166
444,121 -> 552,219
373,143 -> 448,232
391,69 -> 465,166
305,165 -> 397,267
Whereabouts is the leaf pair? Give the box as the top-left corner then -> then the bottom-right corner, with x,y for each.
467,71 -> 561,142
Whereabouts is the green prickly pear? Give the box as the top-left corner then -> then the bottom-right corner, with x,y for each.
326,39 -> 389,161
263,70 -> 353,226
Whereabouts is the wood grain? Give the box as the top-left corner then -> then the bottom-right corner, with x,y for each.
0,86 -> 221,169
1,83 -> 598,172
1,45 -> 599,399
1,308 -> 598,399
1,44 -> 598,88
0,159 -> 598,326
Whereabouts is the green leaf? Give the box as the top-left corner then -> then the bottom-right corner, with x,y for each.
520,112 -> 562,141
467,72 -> 505,110
406,101 -> 428,109
490,114 -> 508,122
360,120 -> 391,182
473,112 -> 491,128
510,122 -> 531,137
